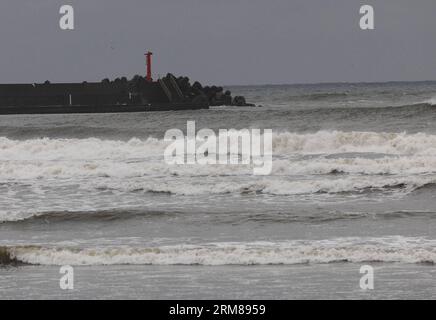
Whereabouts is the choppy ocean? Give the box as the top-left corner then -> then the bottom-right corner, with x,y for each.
1,81 -> 436,299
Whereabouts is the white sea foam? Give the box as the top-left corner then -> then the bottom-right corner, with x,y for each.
3,155 -> 436,181
272,131 -> 436,155
87,174 -> 435,197
425,96 -> 436,106
2,237 -> 435,266
1,131 -> 436,223
274,156 -> 436,176
0,136 -> 166,161
1,131 -> 436,181
1,130 -> 436,162
0,174 -> 434,223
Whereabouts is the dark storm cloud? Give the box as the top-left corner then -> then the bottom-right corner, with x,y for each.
0,0 -> 435,84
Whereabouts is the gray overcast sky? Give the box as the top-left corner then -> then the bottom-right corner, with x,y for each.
0,0 -> 435,85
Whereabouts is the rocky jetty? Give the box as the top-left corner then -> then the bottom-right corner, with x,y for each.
124,73 -> 255,107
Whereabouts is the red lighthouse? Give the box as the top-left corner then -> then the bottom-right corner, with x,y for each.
145,51 -> 153,82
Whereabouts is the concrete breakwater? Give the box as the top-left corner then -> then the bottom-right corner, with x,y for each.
0,73 -> 253,115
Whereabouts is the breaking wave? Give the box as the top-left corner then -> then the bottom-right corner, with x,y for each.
2,208 -> 435,225
2,154 -> 436,181
424,97 -> 436,106
1,130 -> 436,221
0,209 -> 174,224
91,175 -> 436,196
0,136 -> 166,161
1,177 -> 434,223
1,237 -> 435,266
1,131 -> 436,180
271,130 -> 436,155
273,156 -> 436,176
1,130 -> 436,161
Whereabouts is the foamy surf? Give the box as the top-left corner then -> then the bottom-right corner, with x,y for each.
3,154 -> 436,180
1,130 -> 436,160
424,97 -> 436,106
1,171 -> 436,223
1,237 -> 435,266
92,175 -> 436,196
1,131 -> 436,181
2,130 -> 436,222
